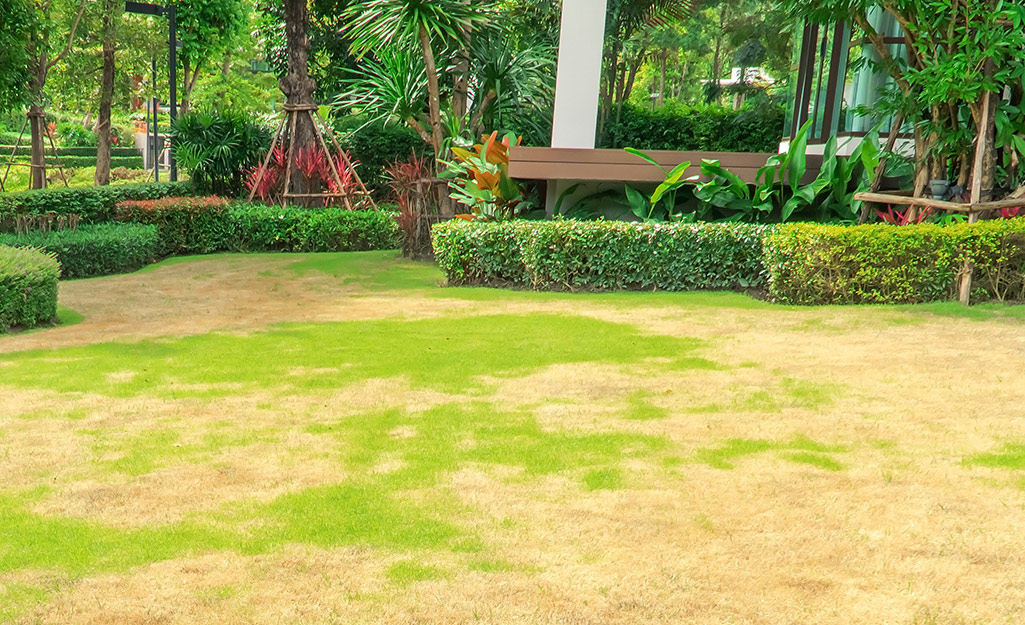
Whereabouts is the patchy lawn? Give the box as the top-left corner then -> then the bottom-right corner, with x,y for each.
2,250 -> 1024,625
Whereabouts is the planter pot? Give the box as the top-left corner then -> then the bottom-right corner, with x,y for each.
930,179 -> 950,201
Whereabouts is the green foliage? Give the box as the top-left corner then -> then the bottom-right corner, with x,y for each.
115,196 -> 233,256
0,0 -> 33,113
764,219 -> 1025,305
334,115 -> 428,197
171,111 -> 270,196
0,245 -> 59,331
602,102 -> 785,153
0,145 -> 139,157
0,223 -> 159,279
0,182 -> 195,223
443,132 -> 533,221
432,219 -> 772,292
228,204 -> 400,252
115,197 -> 400,256
623,148 -> 697,221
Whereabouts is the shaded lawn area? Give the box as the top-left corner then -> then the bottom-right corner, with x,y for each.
2,251 -> 1025,625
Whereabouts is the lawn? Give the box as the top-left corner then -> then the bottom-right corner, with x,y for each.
2,251 -> 1024,624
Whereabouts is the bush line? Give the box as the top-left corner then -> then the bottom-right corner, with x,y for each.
432,219 -> 1025,305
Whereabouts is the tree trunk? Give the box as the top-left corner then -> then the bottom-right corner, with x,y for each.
417,25 -> 444,162
95,13 -> 116,186
452,2 -> 471,122
28,107 -> 47,190
657,54 -> 666,108
280,0 -> 319,204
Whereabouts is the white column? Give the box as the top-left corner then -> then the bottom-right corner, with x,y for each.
550,0 -> 608,149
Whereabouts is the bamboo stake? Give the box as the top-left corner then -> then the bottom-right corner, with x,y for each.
280,112 -> 298,209
247,115 -> 287,203
0,116 -> 29,192
315,110 -> 376,208
309,111 -> 351,210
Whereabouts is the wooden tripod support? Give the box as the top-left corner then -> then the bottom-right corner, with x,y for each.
247,104 -> 376,210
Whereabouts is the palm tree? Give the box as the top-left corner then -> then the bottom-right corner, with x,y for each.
342,0 -> 487,164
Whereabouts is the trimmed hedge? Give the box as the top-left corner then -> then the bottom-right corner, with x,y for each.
0,182 -> 195,223
228,204 -> 400,252
765,220 -> 1025,304
115,197 -> 400,255
0,223 -> 159,279
115,196 -> 234,256
0,146 -> 139,157
432,219 -> 771,291
0,245 -> 59,331
433,218 -> 1025,305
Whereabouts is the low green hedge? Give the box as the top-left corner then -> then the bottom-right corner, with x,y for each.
0,245 -> 59,331
432,220 -> 771,291
0,145 -> 139,158
433,218 -> 1025,304
228,204 -> 400,252
0,181 -> 195,223
115,197 -> 400,256
765,220 -> 1025,304
37,155 -> 145,169
0,223 -> 159,279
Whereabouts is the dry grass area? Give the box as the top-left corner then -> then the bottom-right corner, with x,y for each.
2,251 -> 1025,625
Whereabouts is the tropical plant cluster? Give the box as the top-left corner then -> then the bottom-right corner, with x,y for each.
0,244 -> 59,331
171,111 -> 271,196
334,116 -> 429,197
0,223 -> 160,279
432,217 -> 1025,305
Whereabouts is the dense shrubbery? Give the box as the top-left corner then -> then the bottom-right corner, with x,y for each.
334,116 -> 429,198
171,111 -> 270,196
601,103 -> 785,153
229,203 -> 400,252
433,218 -> 1025,305
0,245 -> 59,331
0,182 -> 195,223
116,196 -> 234,256
433,219 -> 770,291
38,156 -> 145,169
116,197 -> 400,255
765,220 -> 1025,304
0,223 -> 159,279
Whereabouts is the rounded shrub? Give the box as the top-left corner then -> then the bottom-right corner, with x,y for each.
0,223 -> 159,279
0,245 -> 59,331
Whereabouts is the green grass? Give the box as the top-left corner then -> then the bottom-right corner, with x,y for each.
964,443 -> 1025,470
695,436 -> 847,470
386,560 -> 446,585
0,313 -> 711,398
622,391 -> 670,421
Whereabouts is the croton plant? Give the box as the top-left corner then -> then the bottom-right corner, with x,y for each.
442,132 -> 534,221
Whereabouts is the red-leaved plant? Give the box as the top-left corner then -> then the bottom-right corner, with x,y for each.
245,146 -> 359,206
875,205 -> 934,225
384,152 -> 439,258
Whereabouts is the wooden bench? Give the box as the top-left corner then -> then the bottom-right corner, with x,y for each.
509,147 -> 823,184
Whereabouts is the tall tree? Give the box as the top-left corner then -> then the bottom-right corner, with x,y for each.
280,0 -> 318,199
25,0 -> 88,189
93,0 -> 120,186
0,0 -> 34,115
343,0 -> 487,165
171,0 -> 248,114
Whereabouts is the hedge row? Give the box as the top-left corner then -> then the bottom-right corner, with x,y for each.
0,245 -> 59,331
432,220 -> 771,291
29,156 -> 146,169
432,219 -> 1025,304
0,146 -> 139,157
600,103 -> 786,153
0,182 -> 194,223
764,220 -> 1025,304
115,197 -> 400,256
0,223 -> 159,280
